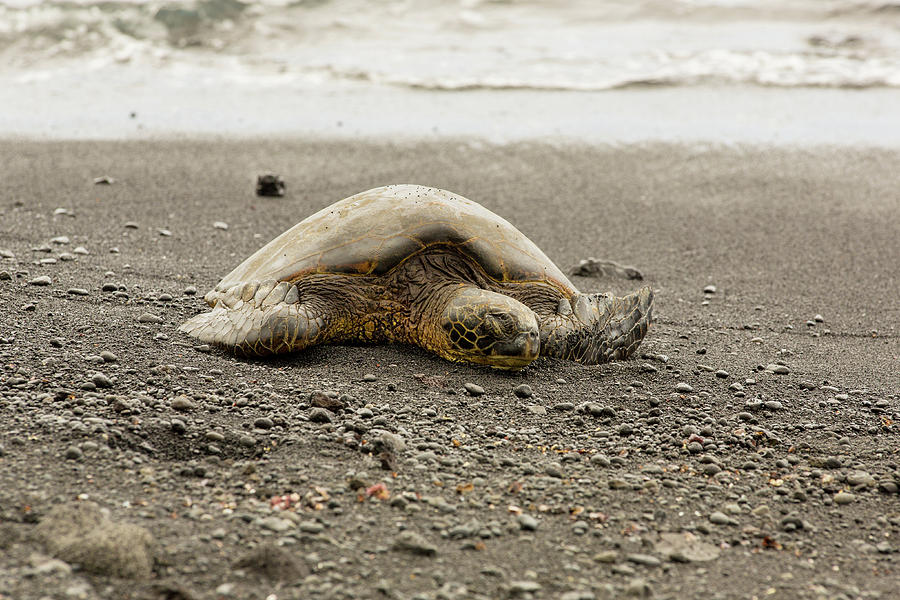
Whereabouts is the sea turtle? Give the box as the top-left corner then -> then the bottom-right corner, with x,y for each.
179,185 -> 652,369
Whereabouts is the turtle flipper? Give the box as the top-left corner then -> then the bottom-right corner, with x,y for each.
179,280 -> 326,356
541,286 -> 653,364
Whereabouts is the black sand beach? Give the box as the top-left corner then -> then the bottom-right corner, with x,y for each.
1,140 -> 898,599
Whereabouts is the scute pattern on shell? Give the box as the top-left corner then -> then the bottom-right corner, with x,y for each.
211,185 -> 575,297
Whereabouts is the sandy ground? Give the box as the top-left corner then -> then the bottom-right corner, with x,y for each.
0,140 -> 898,600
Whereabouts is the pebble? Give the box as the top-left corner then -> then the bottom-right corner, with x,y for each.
675,382 -> 693,393
28,275 -> 52,286
393,531 -> 437,556
593,550 -> 618,563
553,402 -> 575,411
590,454 -> 611,467
67,288 -> 90,296
508,581 -> 542,594
0,249 -> 14,258
253,417 -> 274,429
715,370 -> 729,378
73,246 -> 89,255
64,446 -> 83,460
834,492 -> 856,505
124,221 -> 139,229
258,517 -> 293,532
58,252 -> 75,261
703,285 -> 716,294
100,350 -> 118,362
362,373 -> 377,382
625,578 -> 653,598
514,384 -> 533,399
766,364 -> 790,375
527,405 -> 547,416
213,221 -> 229,230
171,395 -> 196,411
0,271 -> 10,280
626,554 -> 662,567
184,285 -> 198,295
764,401 -> 783,411
464,383 -> 485,396
50,236 -> 70,245
158,229 -> 172,237
517,514 -> 539,531
709,511 -> 736,526
138,313 -> 163,324
309,408 -> 333,423
91,372 -> 113,388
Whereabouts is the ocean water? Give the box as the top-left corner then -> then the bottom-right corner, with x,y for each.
3,0 -> 900,142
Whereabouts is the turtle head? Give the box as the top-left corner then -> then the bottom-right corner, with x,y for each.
438,287 -> 540,370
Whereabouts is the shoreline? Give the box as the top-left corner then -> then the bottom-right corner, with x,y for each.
5,77 -> 900,146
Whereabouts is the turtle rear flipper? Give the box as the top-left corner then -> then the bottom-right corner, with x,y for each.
179,287 -> 325,356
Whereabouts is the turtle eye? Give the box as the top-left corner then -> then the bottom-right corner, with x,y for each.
484,312 -> 514,336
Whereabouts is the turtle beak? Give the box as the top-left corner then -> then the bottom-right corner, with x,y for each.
490,329 -> 540,368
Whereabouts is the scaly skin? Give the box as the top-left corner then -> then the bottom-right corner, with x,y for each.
180,251 -> 652,368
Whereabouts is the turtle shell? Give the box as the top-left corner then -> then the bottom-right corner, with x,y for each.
213,185 -> 576,295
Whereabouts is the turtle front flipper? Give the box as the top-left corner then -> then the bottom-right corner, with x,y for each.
178,280 -> 327,356
540,286 -> 653,364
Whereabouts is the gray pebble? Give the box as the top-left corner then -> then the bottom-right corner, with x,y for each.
834,492 -> 855,505
238,435 -> 256,447
73,246 -> 89,255
138,313 -> 163,324
67,288 -> 89,296
715,370 -> 729,378
253,417 -> 274,430
464,383 -> 485,396
766,363 -> 790,375
184,286 -> 198,295
709,511 -> 736,525
363,374 -> 377,382
100,351 -> 118,362
124,221 -> 139,229
64,446 -> 83,460
675,382 -> 693,393
50,236 -> 70,245
309,408 -> 333,423
205,431 -> 225,442
514,384 -> 533,399
764,401 -> 783,410
170,419 -> 187,434
626,554 -> 662,567
590,454 -> 611,467
703,285 -> 716,294
28,275 -> 52,286
171,395 -> 195,411
0,271 -> 10,280
517,514 -> 539,531
553,402 -> 575,411
393,531 -> 437,556
91,372 -> 113,388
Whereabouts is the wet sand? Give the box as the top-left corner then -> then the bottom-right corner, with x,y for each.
1,140 -> 898,599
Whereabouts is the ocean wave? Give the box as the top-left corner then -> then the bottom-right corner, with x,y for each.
2,0 -> 900,90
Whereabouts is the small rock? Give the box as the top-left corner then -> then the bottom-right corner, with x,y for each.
675,382 -> 693,393
765,364 -> 790,375
67,288 -> 90,296
392,531 -> 437,556
464,383 -> 485,396
171,395 -> 195,411
93,175 -> 115,185
513,384 -> 533,399
138,313 -> 163,324
50,236 -> 70,245
213,221 -> 229,230
834,492 -> 856,505
253,417 -> 274,430
256,174 -> 286,197
309,408 -> 333,423
100,350 -> 118,362
703,285 -> 716,294
91,372 -> 113,388
517,514 -> 539,531
28,275 -> 52,286
626,554 -> 661,567
64,446 -> 83,460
